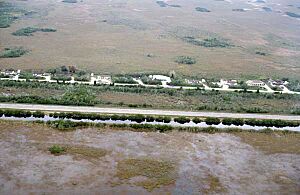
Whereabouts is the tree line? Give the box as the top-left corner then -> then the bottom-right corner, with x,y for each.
0,109 -> 299,128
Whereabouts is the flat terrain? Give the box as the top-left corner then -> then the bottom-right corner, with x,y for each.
0,83 -> 299,115
0,121 -> 299,194
1,103 -> 300,120
1,0 -> 300,78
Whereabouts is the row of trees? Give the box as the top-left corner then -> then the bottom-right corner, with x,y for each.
0,109 -> 44,118
49,112 -> 172,123
45,120 -> 173,132
0,109 -> 299,128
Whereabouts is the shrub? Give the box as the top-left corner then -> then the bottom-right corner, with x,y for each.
49,145 -> 65,155
222,118 -> 244,126
145,115 -> 155,122
32,111 -> 45,118
113,76 -> 137,84
183,37 -> 232,48
195,7 -> 210,12
205,117 -> 221,125
174,116 -> 190,124
12,27 -> 56,36
0,2 -> 24,28
2,109 -> 31,117
175,56 -> 196,65
62,0 -> 77,3
47,120 -> 89,130
201,127 -> 220,134
156,125 -> 173,132
0,47 -> 28,58
127,114 -> 146,123
192,117 -> 202,124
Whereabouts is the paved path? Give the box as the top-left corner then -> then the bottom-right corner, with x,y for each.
0,103 -> 299,121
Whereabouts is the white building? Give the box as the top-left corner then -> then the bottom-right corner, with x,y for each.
268,79 -> 289,87
149,75 -> 171,83
246,80 -> 265,87
91,74 -> 112,85
216,79 -> 238,88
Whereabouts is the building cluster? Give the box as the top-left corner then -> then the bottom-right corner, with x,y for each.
0,70 -> 112,85
0,69 -> 296,94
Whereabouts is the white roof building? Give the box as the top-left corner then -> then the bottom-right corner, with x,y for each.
246,80 -> 265,87
149,75 -> 171,83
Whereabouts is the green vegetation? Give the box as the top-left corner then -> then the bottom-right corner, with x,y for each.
285,12 -> 300,18
62,0 -> 77,3
0,47 -> 28,58
140,76 -> 161,85
174,116 -> 190,124
287,80 -> 300,92
113,76 -> 137,84
222,118 -> 244,126
183,37 -> 232,48
49,145 -> 65,155
12,27 -> 56,36
255,51 -> 268,56
192,117 -> 202,124
47,120 -> 83,130
116,158 -> 176,191
156,1 -> 168,7
0,86 -> 97,106
156,1 -> 180,8
48,144 -> 107,159
195,7 -> 210,12
0,1 -> 24,28
232,9 -> 246,12
0,80 -> 299,115
19,72 -> 37,80
175,56 -> 196,65
205,117 -> 221,125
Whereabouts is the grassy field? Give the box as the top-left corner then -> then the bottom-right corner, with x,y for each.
0,0 -> 300,78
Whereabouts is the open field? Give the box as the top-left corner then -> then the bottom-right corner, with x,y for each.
1,0 -> 300,78
0,120 -> 299,194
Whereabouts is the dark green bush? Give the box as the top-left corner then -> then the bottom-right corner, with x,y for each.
32,111 -> 45,118
127,114 -> 146,123
174,116 -> 191,124
205,117 -> 221,125
175,56 -> 196,65
12,27 -> 56,36
0,47 -> 28,58
192,117 -> 202,124
222,118 -> 244,126
49,145 -> 65,155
